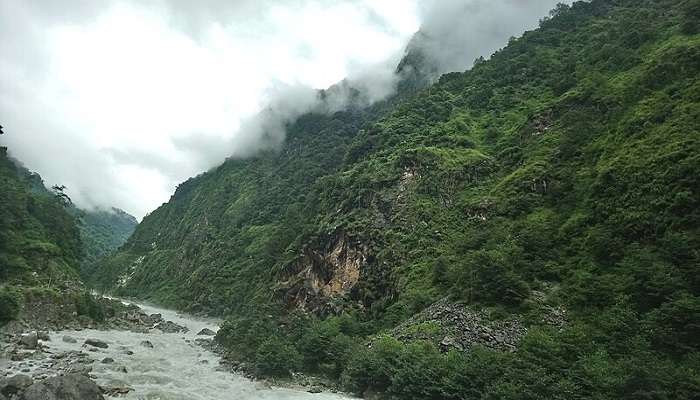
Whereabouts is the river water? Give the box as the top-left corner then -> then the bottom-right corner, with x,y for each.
40,302 -> 350,400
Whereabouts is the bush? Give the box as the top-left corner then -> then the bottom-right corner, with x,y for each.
254,336 -> 302,377
74,292 -> 105,322
0,286 -> 22,325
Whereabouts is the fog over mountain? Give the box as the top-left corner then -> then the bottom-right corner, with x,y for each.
0,0 -> 564,218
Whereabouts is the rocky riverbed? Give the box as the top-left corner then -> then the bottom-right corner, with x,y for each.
1,300 -> 350,400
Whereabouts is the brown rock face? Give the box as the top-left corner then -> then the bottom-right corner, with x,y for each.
279,232 -> 367,315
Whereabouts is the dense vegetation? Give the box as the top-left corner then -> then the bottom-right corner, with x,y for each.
0,147 -> 83,287
100,0 -> 700,398
77,207 -> 137,284
0,140 -> 137,326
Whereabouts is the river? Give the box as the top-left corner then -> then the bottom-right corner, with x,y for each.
34,302 -> 349,400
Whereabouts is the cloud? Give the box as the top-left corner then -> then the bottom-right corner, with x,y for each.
0,0 -> 565,219
0,0 -> 418,218
413,0 -> 568,76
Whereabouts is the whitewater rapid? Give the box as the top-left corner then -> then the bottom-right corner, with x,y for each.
43,302 -> 349,400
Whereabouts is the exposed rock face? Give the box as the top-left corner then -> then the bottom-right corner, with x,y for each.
22,374 -> 104,400
197,328 -> 216,336
280,232 -> 368,315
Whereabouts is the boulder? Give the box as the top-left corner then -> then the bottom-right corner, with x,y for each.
19,332 -> 38,349
22,373 -> 104,400
196,328 -> 216,336
84,339 -> 109,349
62,335 -> 77,344
0,374 -> 33,396
101,385 -> 132,396
37,331 -> 50,341
153,321 -> 188,334
100,358 -> 115,364
139,340 -> 154,348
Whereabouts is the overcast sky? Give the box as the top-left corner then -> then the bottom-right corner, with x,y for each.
0,0 -> 564,219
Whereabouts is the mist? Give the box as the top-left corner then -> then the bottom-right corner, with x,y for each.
0,0 -> 567,219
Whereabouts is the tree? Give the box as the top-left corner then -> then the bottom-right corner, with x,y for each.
681,0 -> 700,34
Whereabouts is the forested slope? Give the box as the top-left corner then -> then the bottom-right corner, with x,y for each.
100,0 -> 700,397
0,148 -> 82,288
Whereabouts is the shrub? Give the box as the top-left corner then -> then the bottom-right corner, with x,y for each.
254,336 -> 302,377
0,286 -> 22,325
74,292 -> 105,322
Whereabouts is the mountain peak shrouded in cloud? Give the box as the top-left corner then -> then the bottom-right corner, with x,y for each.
0,0 -> 565,219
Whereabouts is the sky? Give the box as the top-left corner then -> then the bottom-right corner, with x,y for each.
0,0 -> 565,219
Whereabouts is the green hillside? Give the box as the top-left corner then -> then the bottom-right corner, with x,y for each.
98,0 -> 700,397
77,207 -> 137,282
0,148 -> 83,288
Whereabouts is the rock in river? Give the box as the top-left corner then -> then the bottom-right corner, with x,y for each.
62,335 -> 78,343
19,332 -> 38,349
197,328 -> 216,336
22,374 -> 104,400
0,374 -> 34,397
85,339 -> 109,349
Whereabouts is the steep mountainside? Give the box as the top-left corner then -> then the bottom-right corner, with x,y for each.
0,140 -> 140,328
0,148 -> 82,288
100,1 -> 699,397
78,207 -> 137,283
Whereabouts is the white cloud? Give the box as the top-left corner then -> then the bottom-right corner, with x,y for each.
0,0 -> 562,219
0,0 -> 418,218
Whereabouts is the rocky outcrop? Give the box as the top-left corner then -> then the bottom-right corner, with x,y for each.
390,298 -> 568,353
279,232 -> 368,315
391,299 -> 527,353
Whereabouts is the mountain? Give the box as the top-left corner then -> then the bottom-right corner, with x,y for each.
0,142 -> 138,327
0,147 -> 83,288
76,207 -> 137,283
98,0 -> 700,397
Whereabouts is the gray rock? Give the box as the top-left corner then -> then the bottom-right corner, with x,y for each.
84,339 -> 108,349
153,321 -> 188,334
196,328 -> 216,336
22,373 -> 104,400
0,374 -> 33,396
19,332 -> 38,349
139,340 -> 154,348
62,336 -> 77,344
37,331 -> 50,341
100,358 -> 114,364
101,385 -> 132,396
